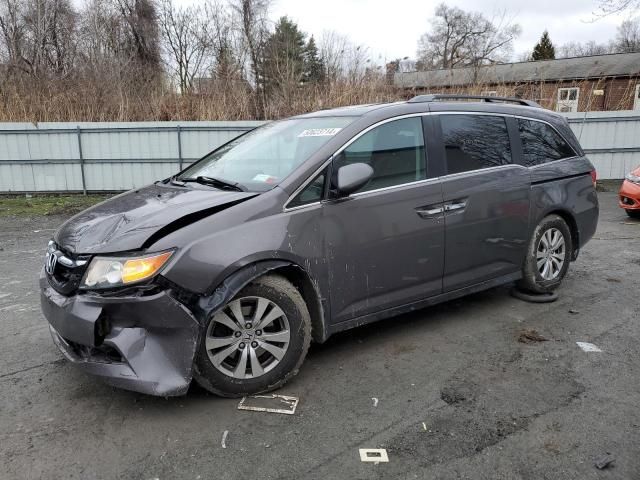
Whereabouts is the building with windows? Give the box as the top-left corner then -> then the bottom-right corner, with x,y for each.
394,52 -> 640,112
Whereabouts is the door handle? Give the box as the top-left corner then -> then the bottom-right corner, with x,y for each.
415,205 -> 444,218
444,200 -> 467,212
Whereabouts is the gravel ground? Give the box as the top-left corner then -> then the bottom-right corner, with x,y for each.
0,192 -> 639,480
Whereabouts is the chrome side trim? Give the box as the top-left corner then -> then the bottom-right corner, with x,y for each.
350,176 -> 441,199
438,163 -> 528,181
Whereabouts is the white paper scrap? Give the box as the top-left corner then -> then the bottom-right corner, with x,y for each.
576,342 -> 602,352
359,448 -> 389,463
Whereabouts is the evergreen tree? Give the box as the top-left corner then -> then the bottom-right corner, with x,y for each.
532,30 -> 556,60
303,35 -> 325,83
262,16 -> 307,93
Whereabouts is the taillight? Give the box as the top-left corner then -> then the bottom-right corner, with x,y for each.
590,170 -> 597,188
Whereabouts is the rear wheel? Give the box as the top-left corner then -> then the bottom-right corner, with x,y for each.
625,209 -> 640,219
193,274 -> 311,398
517,215 -> 572,294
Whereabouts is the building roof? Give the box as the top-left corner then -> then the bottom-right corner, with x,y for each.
395,52 -> 640,88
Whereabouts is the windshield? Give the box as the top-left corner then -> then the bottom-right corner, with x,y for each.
177,116 -> 356,192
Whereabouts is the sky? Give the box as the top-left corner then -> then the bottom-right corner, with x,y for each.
173,0 -> 631,63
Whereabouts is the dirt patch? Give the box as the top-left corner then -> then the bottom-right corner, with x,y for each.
595,179 -> 622,193
440,384 -> 473,405
518,329 -> 548,344
374,357 -> 585,479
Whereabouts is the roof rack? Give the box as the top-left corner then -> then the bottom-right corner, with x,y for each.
408,94 -> 540,108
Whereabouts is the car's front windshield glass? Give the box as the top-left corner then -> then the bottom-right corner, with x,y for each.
177,116 -> 356,192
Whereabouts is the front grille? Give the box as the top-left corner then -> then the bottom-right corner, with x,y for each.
46,243 -> 90,295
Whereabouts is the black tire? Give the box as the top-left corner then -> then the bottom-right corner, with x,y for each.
517,214 -> 573,294
510,287 -> 559,303
193,274 -> 311,398
626,209 -> 640,219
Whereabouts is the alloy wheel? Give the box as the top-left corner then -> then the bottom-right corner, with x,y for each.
205,296 -> 291,379
536,227 -> 566,281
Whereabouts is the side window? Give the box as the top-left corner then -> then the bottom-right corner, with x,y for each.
440,114 -> 512,175
333,117 -> 426,193
287,169 -> 326,208
517,119 -> 576,166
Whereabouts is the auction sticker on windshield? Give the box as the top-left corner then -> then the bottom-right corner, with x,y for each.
298,128 -> 342,137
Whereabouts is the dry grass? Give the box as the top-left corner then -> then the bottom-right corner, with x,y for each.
0,76 -> 402,122
1,74 -> 637,123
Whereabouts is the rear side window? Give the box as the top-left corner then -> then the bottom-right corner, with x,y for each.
518,119 -> 576,166
440,115 -> 512,175
333,117 -> 426,193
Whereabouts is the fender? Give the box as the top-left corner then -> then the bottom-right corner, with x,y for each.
530,170 -> 596,261
192,260 -> 329,343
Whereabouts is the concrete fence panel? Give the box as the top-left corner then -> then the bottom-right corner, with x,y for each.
0,121 -> 264,193
0,113 -> 638,193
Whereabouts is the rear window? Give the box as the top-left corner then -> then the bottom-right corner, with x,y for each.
440,114 -> 512,175
518,119 -> 576,166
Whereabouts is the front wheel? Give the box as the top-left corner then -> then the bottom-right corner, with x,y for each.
517,215 -> 573,294
193,274 -> 311,398
625,209 -> 640,219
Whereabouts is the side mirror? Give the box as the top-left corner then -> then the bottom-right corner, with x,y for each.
335,162 -> 374,197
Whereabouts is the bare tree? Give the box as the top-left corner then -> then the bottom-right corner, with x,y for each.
556,19 -> 639,57
230,0 -> 271,119
159,0 -> 213,93
416,3 -> 520,70
596,0 -> 640,15
616,18 -> 640,52
206,0 -> 243,83
76,0 -> 125,69
0,0 -> 77,77
113,0 -> 161,78
557,40 -> 615,58
0,0 -> 27,72
319,30 -> 348,81
318,30 -> 370,83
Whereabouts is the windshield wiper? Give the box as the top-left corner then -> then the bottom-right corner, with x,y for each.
180,176 -> 246,192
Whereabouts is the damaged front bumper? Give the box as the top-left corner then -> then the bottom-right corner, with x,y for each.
40,269 -> 200,396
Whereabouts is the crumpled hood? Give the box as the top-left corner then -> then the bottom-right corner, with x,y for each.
55,183 -> 257,254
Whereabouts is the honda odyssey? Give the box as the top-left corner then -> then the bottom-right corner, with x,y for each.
40,95 -> 599,397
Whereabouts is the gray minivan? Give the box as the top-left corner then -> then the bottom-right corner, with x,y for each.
40,95 -> 599,397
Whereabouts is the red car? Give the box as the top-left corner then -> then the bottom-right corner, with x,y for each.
619,165 -> 640,218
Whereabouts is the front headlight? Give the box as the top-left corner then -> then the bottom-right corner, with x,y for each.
81,250 -> 173,289
625,172 -> 640,184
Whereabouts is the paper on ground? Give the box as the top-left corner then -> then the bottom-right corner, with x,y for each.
576,341 -> 602,352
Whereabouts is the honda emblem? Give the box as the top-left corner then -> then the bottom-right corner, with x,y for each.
45,251 -> 58,275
